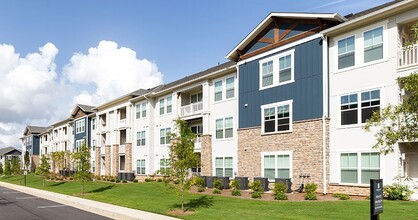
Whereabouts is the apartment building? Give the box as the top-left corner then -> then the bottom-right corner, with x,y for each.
323,0 -> 418,198
0,147 -> 21,169
21,126 -> 49,170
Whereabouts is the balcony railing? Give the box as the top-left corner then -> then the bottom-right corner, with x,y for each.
180,101 -> 203,117
119,119 -> 126,128
398,44 -> 418,68
100,146 -> 106,155
194,136 -> 201,152
119,145 -> 125,154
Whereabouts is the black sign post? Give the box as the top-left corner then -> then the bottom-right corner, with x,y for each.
370,179 -> 383,220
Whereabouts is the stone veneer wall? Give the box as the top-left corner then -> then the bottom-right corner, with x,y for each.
200,135 -> 212,176
31,155 -> 40,171
112,144 -> 119,176
105,145 -> 111,176
328,184 -> 370,196
238,118 -> 329,193
95,147 -> 101,176
125,143 -> 132,172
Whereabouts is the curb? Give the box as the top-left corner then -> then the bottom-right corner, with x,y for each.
0,181 -> 178,220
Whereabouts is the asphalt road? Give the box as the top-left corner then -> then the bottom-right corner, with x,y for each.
0,185 -> 111,220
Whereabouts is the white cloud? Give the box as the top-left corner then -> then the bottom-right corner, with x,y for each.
63,40 -> 163,105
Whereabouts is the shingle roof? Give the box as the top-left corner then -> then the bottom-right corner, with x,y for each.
26,126 -> 49,134
344,0 -> 404,20
152,61 -> 236,94
78,104 -> 95,113
0,147 -> 21,156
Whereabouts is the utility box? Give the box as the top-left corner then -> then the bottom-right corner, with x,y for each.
234,177 -> 249,190
275,178 -> 292,193
254,177 -> 269,191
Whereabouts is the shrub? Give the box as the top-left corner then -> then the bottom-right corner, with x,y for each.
232,188 -> 241,196
384,184 -> 412,201
213,179 -> 222,190
145,177 -> 153,182
230,179 -> 240,189
304,183 -> 318,200
133,179 -> 138,183
173,179 -> 180,184
157,178 -> 163,182
251,191 -> 262,199
198,186 -> 205,192
212,188 -> 221,194
110,178 -> 115,182
115,179 -> 121,183
192,176 -> 205,187
273,182 -> 288,200
122,180 -> 127,183
275,193 -> 288,200
332,193 -> 351,200
69,177 -> 73,181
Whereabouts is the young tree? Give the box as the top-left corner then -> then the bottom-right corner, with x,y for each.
24,151 -> 30,171
0,163 -> 3,175
365,73 -> 418,154
72,143 -> 91,194
166,119 -> 198,212
11,157 -> 20,175
4,158 -> 11,176
37,154 -> 51,187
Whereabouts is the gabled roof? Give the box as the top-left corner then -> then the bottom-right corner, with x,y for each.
70,104 -> 95,118
24,126 -> 49,135
0,147 -> 21,156
226,12 -> 346,61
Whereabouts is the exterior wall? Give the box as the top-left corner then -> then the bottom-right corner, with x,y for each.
328,7 -> 418,194
95,147 -> 101,176
112,144 -> 119,176
239,38 -> 324,129
125,143 -> 132,172
200,135 -> 212,176
105,145 -> 111,176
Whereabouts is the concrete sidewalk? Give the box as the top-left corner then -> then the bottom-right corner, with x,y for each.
0,181 -> 178,220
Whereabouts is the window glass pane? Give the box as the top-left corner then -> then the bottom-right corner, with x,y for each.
159,99 -> 165,115
216,119 -> 223,139
341,170 -> 358,183
224,117 -> 233,138
278,169 -> 290,178
262,61 -> 273,87
364,27 -> 383,63
361,170 -> 380,184
226,77 -> 235,99
142,102 -> 147,118
136,104 -> 141,119
225,168 -> 233,177
279,55 -> 291,83
216,168 -> 223,177
167,96 -> 172,113
264,155 -> 275,169
277,155 -> 289,168
215,81 -> 222,101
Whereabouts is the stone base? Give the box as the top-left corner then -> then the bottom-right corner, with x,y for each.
125,143 -> 132,172
328,184 -> 370,196
95,147 -> 101,176
105,145 -> 111,176
112,144 -> 119,176
200,135 -> 212,176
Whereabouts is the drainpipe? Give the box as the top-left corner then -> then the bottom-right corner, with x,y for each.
321,33 -> 328,195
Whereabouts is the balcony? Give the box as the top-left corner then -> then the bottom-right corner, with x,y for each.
398,44 -> 418,68
181,101 -> 203,117
100,146 -> 106,155
119,145 -> 125,154
119,119 -> 126,128
194,136 -> 202,152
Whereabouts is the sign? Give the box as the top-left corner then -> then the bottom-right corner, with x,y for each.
370,179 -> 383,218
24,170 -> 28,176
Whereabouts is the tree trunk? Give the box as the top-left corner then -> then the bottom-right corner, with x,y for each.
181,187 -> 184,212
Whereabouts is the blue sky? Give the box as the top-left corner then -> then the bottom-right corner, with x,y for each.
0,0 -> 392,147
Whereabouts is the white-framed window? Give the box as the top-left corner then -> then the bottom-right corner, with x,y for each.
215,157 -> 233,177
159,96 -> 172,115
167,96 -> 172,113
226,77 -> 235,99
91,118 -> 96,130
92,161 -> 96,173
136,159 -> 146,174
215,117 -> 233,139
214,80 -> 223,101
136,131 -> 146,146
136,101 -> 147,119
259,49 -> 294,89
338,36 -> 355,69
262,151 -> 292,181
75,119 -> 85,134
92,139 -> 97,151
340,89 -> 380,126
160,159 -> 170,174
159,99 -> 165,115
191,93 -> 202,103
261,100 -> 293,134
160,128 -> 171,145
364,26 -> 383,63
340,152 -> 380,184
75,139 -> 85,150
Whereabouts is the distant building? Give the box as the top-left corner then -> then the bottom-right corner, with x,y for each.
21,126 -> 49,170
0,147 -> 22,169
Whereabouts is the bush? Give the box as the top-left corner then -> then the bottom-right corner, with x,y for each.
157,178 -> 163,182
213,179 -> 222,190
133,179 -> 138,183
305,183 -> 318,200
251,191 -> 262,199
332,193 -> 351,200
384,184 -> 412,201
275,193 -> 288,200
115,179 -> 121,183
273,182 -> 287,194
212,188 -> 221,194
230,179 -> 240,189
145,177 -> 153,182
122,180 -> 127,183
198,186 -> 205,192
249,180 -> 263,193
110,178 -> 115,182
173,179 -> 180,184
192,176 -> 205,187
232,188 -> 241,196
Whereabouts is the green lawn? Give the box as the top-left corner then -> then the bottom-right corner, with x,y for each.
1,174 -> 417,219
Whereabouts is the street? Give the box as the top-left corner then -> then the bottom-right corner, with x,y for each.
0,186 -> 111,220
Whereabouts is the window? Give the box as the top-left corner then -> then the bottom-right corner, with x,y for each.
160,128 -> 171,145
340,152 -> 380,184
91,118 -> 96,130
92,161 -> 96,173
215,157 -> 233,177
75,139 -> 85,150
259,50 -> 294,89
191,93 -> 202,103
338,36 -> 355,69
136,131 -> 146,146
361,90 -> 380,123
214,81 -> 222,101
92,140 -> 97,151
364,27 -> 383,63
75,119 -> 85,134
159,99 -> 165,115
160,159 -> 170,174
215,117 -> 233,139
136,159 -> 146,174
167,96 -> 172,113
263,153 -> 291,180
341,89 -> 380,125
226,77 -> 235,99
136,101 -> 147,119
341,94 -> 358,125
262,100 -> 292,133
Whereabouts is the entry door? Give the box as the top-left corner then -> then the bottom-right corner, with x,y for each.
406,154 -> 418,180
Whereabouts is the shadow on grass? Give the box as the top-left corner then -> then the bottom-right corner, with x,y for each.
87,185 -> 114,193
48,181 -> 67,187
171,195 -> 214,211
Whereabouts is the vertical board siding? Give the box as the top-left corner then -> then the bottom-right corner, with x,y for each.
238,38 -> 323,129
33,136 -> 40,155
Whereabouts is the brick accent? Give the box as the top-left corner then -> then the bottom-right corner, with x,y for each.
237,118 -> 329,193
200,135 -> 212,176
125,143 -> 132,172
105,145 -> 111,176
328,184 -> 370,196
95,147 -> 101,176
112,144 -> 119,176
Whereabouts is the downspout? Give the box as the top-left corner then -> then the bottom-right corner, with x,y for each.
321,34 -> 328,194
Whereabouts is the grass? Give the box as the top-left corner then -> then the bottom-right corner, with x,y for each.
1,174 -> 418,219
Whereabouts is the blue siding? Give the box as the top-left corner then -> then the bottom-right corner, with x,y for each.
238,38 -> 323,129
33,136 -> 40,155
74,118 -> 87,148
